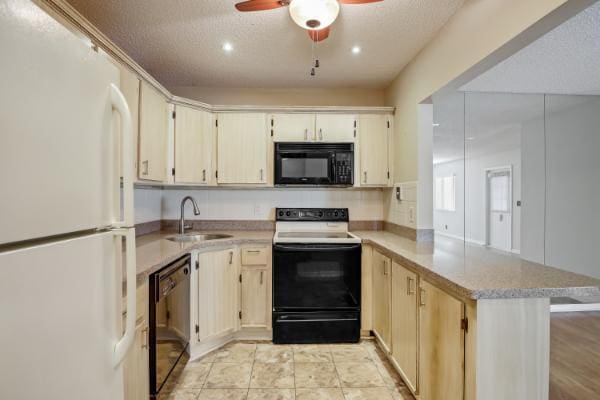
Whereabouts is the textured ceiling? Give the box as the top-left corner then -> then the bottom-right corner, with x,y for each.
66,0 -> 465,89
462,1 -> 600,95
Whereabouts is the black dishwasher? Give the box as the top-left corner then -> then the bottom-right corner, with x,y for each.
149,254 -> 191,398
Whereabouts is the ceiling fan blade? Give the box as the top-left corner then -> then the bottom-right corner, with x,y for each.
339,0 -> 383,4
235,0 -> 285,12
308,27 -> 331,42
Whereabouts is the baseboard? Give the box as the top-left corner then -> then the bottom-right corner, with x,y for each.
550,303 -> 600,313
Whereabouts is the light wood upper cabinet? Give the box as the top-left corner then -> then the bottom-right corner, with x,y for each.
372,248 -> 392,350
359,114 -> 390,186
419,280 -> 465,400
115,63 -> 140,179
174,105 -> 214,184
271,114 -> 316,142
139,81 -> 168,181
315,114 -> 357,142
217,113 -> 268,184
197,248 -> 239,342
391,261 -> 418,393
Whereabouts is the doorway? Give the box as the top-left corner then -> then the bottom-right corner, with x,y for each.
486,166 -> 512,252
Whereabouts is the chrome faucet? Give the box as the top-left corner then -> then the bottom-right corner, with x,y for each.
179,196 -> 201,234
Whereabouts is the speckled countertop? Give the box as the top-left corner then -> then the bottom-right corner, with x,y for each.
134,229 -> 600,300
134,230 -> 273,285
356,230 -> 600,300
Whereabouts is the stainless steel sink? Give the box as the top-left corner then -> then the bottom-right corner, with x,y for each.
165,233 -> 233,243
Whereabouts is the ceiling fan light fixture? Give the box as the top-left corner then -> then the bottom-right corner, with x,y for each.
289,0 -> 340,30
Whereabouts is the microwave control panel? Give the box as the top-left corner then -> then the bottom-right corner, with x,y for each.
334,152 -> 354,185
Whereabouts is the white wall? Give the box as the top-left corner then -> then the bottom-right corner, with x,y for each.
133,188 -> 162,224
543,95 -> 600,279
434,146 -> 522,251
383,182 -> 418,229
160,189 -> 383,222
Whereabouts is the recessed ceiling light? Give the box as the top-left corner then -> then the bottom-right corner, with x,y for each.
351,46 -> 361,55
222,42 -> 234,52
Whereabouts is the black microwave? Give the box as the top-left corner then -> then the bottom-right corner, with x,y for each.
275,143 -> 354,186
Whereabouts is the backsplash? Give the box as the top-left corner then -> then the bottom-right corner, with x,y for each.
134,187 -> 384,224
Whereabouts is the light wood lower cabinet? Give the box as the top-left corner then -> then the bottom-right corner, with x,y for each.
390,261 -> 418,393
123,321 -> 149,400
123,282 -> 149,400
196,248 -> 239,342
372,249 -> 391,350
419,280 -> 465,400
240,247 -> 272,330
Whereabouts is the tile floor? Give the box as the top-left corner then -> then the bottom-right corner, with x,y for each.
158,340 -> 415,400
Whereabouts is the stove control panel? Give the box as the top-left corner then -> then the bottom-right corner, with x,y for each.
276,208 -> 349,222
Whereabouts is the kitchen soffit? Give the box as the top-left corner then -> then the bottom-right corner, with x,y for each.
66,0 -> 465,89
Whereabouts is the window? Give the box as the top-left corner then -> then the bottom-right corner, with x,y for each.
489,171 -> 510,213
435,175 -> 456,211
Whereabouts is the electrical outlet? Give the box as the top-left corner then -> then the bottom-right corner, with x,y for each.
408,207 -> 415,224
253,204 -> 263,217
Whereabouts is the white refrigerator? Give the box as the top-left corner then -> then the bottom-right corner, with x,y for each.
0,1 -> 137,399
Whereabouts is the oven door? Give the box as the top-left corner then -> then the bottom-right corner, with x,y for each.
275,148 -> 335,185
273,243 -> 361,311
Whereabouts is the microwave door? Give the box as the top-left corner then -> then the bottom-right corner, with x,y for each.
276,152 -> 334,185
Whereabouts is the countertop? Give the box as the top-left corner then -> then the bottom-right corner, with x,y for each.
356,230 -> 600,300
134,230 -> 274,284
133,229 -> 600,300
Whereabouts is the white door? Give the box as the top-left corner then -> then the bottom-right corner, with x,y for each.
487,168 -> 512,252
0,230 -> 133,400
0,0 -> 122,244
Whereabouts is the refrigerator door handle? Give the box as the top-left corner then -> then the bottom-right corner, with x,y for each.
110,84 -> 134,228
112,228 -> 137,367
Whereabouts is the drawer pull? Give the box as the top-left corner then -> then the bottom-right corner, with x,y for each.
246,250 -> 261,254
407,277 -> 415,295
419,288 -> 427,307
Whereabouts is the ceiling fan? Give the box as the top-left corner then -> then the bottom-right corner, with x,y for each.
234,0 -> 383,43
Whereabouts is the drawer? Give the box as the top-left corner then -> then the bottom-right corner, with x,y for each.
241,247 -> 268,266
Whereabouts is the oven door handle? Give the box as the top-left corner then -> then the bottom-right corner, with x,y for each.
274,244 -> 361,252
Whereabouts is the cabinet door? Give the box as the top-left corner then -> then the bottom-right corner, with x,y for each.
359,114 -> 390,186
217,113 -> 268,184
139,82 -> 168,181
271,113 -> 315,142
241,266 -> 269,329
123,321 -> 149,400
315,114 -> 356,142
115,63 -> 140,179
197,249 -> 239,342
391,262 -> 418,392
174,106 -> 214,184
372,249 -> 391,350
419,281 -> 465,400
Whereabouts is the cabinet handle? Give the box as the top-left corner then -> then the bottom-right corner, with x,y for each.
229,251 -> 233,265
246,250 -> 261,254
319,128 -> 323,141
260,271 -> 264,285
383,260 -> 388,276
419,288 -> 427,307
364,171 -> 368,184
407,277 -> 415,295
304,129 -> 308,141
259,169 -> 264,181
142,160 -> 149,175
202,169 -> 206,182
141,327 -> 149,349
